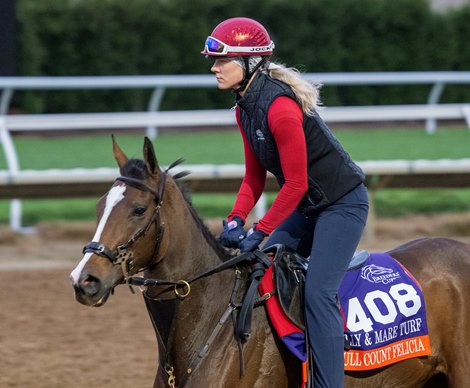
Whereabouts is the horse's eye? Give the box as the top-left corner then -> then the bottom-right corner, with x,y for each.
134,207 -> 147,216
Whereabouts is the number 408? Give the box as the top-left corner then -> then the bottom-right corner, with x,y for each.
346,283 -> 422,333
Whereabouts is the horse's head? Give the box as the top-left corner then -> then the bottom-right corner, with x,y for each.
70,136 -> 168,306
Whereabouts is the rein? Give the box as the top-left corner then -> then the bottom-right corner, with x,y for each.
128,250 -> 255,290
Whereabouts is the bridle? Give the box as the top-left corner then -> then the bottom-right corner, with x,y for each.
82,160 -> 273,387
82,161 -> 183,283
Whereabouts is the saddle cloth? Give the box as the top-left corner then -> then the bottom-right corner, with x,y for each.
258,246 -> 432,370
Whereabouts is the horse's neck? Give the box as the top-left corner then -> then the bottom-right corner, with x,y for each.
147,188 -> 236,372
158,196 -> 222,279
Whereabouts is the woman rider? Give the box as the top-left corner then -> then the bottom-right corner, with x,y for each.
201,17 -> 369,388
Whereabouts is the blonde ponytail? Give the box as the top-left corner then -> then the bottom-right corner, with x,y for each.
267,62 -> 321,116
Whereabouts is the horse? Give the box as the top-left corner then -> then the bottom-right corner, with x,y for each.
70,136 -> 470,387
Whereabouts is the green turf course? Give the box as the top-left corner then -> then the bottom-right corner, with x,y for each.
1,126 -> 469,225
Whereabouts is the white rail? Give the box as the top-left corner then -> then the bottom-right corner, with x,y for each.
3,104 -> 470,131
2,71 -> 470,132
2,159 -> 470,186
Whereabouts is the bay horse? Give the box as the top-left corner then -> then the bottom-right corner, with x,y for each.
70,136 -> 470,387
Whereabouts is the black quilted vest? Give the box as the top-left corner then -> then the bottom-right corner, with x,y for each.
237,73 -> 365,215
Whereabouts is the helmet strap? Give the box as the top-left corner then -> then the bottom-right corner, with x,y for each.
233,57 -> 269,95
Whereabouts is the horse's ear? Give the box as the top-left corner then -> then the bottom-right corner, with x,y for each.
143,136 -> 160,175
112,134 -> 128,172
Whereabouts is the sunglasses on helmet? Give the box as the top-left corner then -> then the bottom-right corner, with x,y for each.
203,36 -> 275,56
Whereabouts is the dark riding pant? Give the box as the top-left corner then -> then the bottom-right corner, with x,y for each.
264,184 -> 369,388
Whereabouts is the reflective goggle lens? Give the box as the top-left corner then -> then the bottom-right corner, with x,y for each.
204,37 -> 227,54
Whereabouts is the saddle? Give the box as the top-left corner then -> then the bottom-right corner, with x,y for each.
235,244 -> 369,343
267,244 -> 308,330
241,244 -> 370,335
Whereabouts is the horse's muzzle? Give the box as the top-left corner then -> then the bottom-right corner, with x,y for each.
72,272 -> 111,307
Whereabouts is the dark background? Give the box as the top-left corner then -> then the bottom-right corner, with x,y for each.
0,0 -> 17,76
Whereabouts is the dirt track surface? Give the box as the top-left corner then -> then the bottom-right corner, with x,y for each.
0,223 -> 157,388
1,213 -> 470,388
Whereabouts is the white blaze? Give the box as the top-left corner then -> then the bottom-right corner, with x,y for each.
70,184 -> 126,284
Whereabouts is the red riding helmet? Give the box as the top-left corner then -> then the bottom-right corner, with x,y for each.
201,17 -> 275,57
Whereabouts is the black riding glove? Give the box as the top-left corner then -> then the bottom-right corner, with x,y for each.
219,216 -> 246,248
239,225 -> 268,252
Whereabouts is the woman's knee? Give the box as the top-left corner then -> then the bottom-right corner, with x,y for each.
305,285 -> 337,309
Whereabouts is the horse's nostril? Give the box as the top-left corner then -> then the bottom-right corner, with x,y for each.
78,274 -> 102,297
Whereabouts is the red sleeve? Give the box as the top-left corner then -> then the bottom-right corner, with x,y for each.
256,96 -> 308,234
228,108 -> 267,222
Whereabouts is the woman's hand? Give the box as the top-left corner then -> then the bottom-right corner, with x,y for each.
239,225 -> 268,252
219,216 -> 246,248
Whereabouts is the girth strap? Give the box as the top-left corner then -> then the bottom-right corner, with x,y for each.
236,250 -> 272,342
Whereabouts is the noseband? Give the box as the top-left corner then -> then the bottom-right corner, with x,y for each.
82,169 -> 170,283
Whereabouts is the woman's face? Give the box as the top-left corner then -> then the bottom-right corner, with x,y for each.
211,58 -> 244,91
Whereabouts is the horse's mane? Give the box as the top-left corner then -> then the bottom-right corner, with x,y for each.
176,181 -> 231,261
123,158 -> 231,261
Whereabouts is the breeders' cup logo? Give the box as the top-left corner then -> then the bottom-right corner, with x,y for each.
361,264 -> 401,285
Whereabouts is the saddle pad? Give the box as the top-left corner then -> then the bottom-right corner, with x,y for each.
259,265 -> 307,362
339,252 -> 432,371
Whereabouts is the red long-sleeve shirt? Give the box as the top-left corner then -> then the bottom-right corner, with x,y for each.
229,96 -> 308,234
